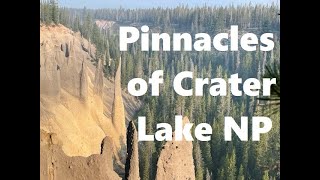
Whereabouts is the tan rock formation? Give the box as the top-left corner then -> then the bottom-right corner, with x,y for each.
40,25 -> 107,157
94,58 -> 104,98
95,20 -> 115,30
40,25 -> 134,157
40,43 -> 61,101
79,59 -> 88,102
59,40 -> 83,98
40,24 -> 142,179
125,121 -> 140,180
40,130 -> 121,180
155,116 -> 196,180
112,56 -> 126,143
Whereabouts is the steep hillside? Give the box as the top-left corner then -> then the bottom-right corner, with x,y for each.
40,24 -> 198,180
40,24 -> 141,157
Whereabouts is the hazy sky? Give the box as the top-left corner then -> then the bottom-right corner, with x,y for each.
59,0 -> 279,9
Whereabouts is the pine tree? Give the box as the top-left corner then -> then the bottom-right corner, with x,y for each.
194,141 -> 204,180
262,170 -> 270,180
237,165 -> 245,180
217,168 -> 225,180
140,146 -> 150,180
225,149 -> 236,180
50,0 -> 59,24
200,141 -> 213,172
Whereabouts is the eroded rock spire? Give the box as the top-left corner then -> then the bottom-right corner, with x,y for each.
112,56 -> 126,143
94,58 -> 104,97
155,116 -> 196,180
79,59 -> 88,102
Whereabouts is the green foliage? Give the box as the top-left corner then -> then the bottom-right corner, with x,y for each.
50,0 -> 59,24
263,170 -> 270,180
194,141 -> 204,180
225,149 -> 237,180
258,62 -> 280,115
40,0 -> 59,24
237,165 -> 245,180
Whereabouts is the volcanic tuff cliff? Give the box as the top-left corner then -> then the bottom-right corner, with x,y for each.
40,24 -> 142,179
40,24 -> 141,156
40,24 -> 196,180
40,130 -> 121,180
155,116 -> 196,180
112,56 -> 126,144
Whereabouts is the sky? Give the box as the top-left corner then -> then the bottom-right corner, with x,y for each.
59,0 -> 279,9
